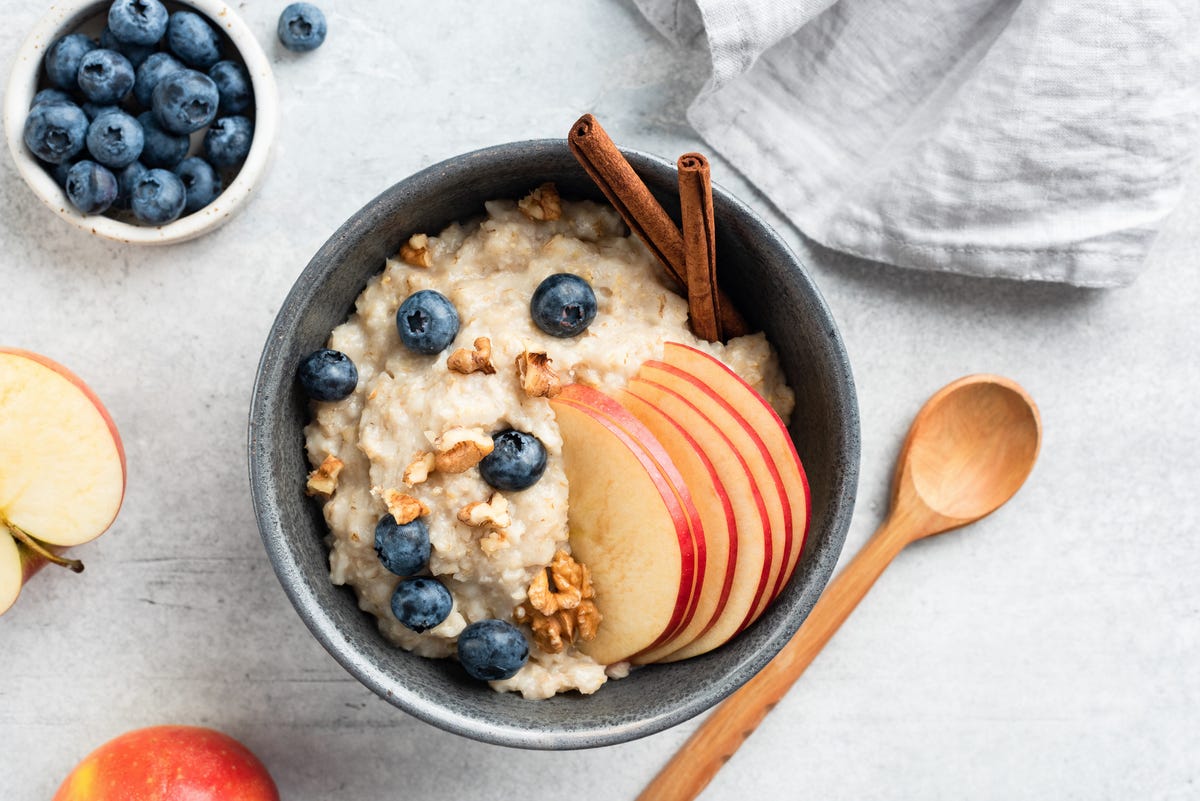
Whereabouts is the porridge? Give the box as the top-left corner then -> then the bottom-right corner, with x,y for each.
302,185 -> 795,699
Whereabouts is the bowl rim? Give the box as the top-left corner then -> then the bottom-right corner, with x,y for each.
248,139 -> 860,749
3,0 -> 278,245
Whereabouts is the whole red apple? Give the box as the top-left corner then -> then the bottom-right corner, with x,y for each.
53,725 -> 279,801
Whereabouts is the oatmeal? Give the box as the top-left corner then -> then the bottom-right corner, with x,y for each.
304,193 -> 793,699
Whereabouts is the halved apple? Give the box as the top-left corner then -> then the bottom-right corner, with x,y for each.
636,361 -> 792,633
661,343 -> 811,602
625,376 -> 776,661
0,349 -> 126,615
615,388 -> 740,664
549,388 -> 703,664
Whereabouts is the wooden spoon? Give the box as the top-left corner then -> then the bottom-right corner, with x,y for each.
637,374 -> 1042,801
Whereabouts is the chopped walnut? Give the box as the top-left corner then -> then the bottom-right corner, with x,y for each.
399,233 -> 433,268
479,529 -> 510,555
447,337 -> 497,375
518,182 -> 562,222
306,455 -> 344,497
376,488 -> 430,524
433,427 -> 494,473
519,550 -> 600,654
402,451 -> 436,486
457,492 -> 511,528
515,350 -> 562,398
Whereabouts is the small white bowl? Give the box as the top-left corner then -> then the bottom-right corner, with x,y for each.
3,0 -> 278,245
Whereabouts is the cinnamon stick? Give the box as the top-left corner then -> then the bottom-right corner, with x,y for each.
677,153 -> 722,342
568,114 -> 750,338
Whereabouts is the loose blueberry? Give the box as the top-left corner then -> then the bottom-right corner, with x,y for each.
100,27 -> 155,69
390,578 -> 453,633
107,0 -> 169,46
135,111 -> 189,169
31,88 -> 74,108
115,161 -> 147,209
130,167 -> 186,224
202,115 -> 252,167
44,34 -> 96,90
76,49 -> 135,104
374,515 -> 431,577
65,161 -> 118,214
81,102 -> 118,121
208,60 -> 251,114
166,10 -> 221,69
395,290 -> 460,355
297,348 -> 358,401
479,430 -> 548,492
456,620 -> 529,681
85,109 -> 144,168
174,156 -> 222,212
277,3 -> 328,52
152,68 -> 219,134
530,273 -> 597,338
23,102 -> 88,164
134,52 -> 184,108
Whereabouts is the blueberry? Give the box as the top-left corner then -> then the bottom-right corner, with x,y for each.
135,111 -> 188,169
65,160 -> 118,214
115,161 -> 147,209
277,3 -> 327,52
167,11 -> 221,69
530,273 -> 597,338
85,109 -> 143,168
130,167 -> 186,224
44,34 -> 96,90
81,102 -> 118,121
297,348 -> 358,401
107,0 -> 169,47
100,27 -> 155,69
23,102 -> 88,164
174,156 -> 222,212
208,60 -> 251,114
390,578 -> 453,633
479,430 -> 548,492
456,620 -> 529,681
134,52 -> 184,108
395,290 -> 459,354
203,115 -> 252,167
152,68 -> 218,134
76,49 -> 135,104
374,515 -> 431,576
30,88 -> 74,108
49,160 -> 76,187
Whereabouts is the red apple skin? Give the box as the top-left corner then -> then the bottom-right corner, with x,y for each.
53,726 -> 279,801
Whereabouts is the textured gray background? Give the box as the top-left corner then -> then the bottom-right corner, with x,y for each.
2,1 -> 1198,799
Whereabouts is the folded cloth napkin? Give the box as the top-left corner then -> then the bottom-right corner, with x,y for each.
633,0 -> 1200,286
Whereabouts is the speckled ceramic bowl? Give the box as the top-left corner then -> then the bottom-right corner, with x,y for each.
249,140 -> 860,749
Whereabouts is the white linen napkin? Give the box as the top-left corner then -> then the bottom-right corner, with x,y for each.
632,0 -> 1200,286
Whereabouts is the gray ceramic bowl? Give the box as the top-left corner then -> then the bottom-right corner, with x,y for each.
249,139 -> 859,749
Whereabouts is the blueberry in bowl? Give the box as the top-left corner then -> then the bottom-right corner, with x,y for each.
4,0 -> 278,244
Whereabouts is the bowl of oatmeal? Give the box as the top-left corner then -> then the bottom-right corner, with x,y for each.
249,140 -> 859,748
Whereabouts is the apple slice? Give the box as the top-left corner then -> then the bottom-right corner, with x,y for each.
636,361 -> 791,631
0,349 -> 126,614
615,388 -> 740,664
625,376 -> 775,661
550,387 -> 701,665
661,342 -> 811,602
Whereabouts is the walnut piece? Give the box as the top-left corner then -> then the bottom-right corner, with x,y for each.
515,350 -> 562,398
457,492 -> 511,528
376,488 -> 429,525
306,455 -> 344,497
479,529 -> 510,556
399,233 -> 433,268
433,427 -> 494,473
519,550 -> 601,654
402,451 -> 436,487
518,182 -> 562,222
447,337 -> 497,375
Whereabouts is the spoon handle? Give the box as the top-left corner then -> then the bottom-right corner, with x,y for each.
635,515 -> 913,801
